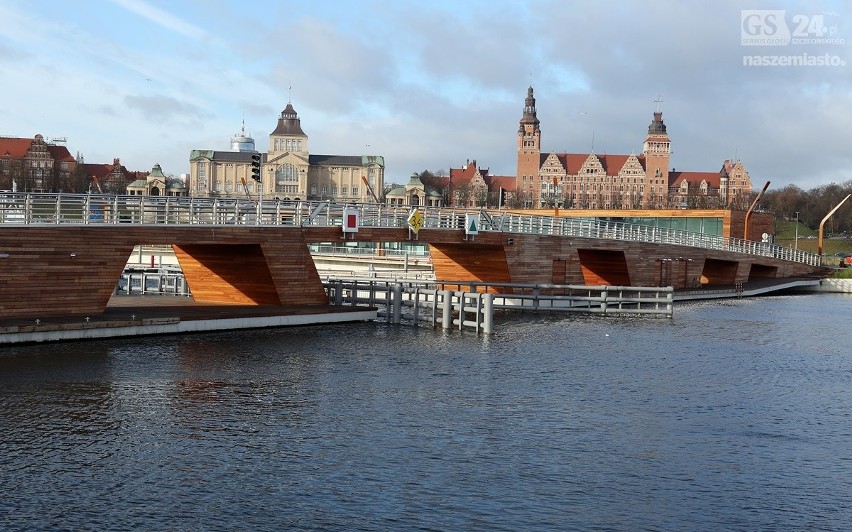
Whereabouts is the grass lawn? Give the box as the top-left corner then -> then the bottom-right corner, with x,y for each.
831,268 -> 852,279
775,220 -> 852,257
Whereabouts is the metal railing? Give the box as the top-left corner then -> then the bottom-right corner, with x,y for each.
0,192 -> 822,266
323,278 -> 675,333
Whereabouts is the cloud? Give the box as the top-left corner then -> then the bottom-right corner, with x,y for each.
109,0 -> 207,40
2,0 -> 850,191
124,94 -> 213,123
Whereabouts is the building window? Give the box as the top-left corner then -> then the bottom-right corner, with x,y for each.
275,164 -> 299,193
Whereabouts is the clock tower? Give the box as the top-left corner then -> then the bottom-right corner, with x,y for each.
642,104 -> 671,208
517,86 -> 541,206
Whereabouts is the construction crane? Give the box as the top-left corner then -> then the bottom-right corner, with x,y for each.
89,175 -> 103,194
361,175 -> 380,203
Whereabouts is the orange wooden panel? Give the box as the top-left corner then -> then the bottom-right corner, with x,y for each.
173,244 -> 281,305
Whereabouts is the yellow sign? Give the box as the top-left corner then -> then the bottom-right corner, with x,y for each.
407,208 -> 424,233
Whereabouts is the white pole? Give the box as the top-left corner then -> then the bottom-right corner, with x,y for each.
441,290 -> 452,330
482,293 -> 493,334
794,211 -> 799,250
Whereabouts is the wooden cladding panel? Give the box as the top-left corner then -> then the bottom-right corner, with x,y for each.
430,243 -> 511,292
729,211 -> 773,241
173,244 -> 280,305
576,249 -> 631,286
260,237 -> 328,306
749,264 -> 778,280
0,226 -> 329,320
0,227 -> 135,319
0,223 -> 829,321
702,259 -> 740,285
503,234 -> 581,285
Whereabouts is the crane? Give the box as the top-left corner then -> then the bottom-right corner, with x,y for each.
89,175 -> 103,194
361,175 -> 380,203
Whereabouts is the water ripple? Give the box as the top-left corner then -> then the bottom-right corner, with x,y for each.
1,294 -> 851,530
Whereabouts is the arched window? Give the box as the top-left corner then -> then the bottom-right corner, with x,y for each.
275,164 -> 298,193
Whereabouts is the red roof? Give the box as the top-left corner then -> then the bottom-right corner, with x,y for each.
46,144 -> 75,162
449,159 -> 489,188
561,154 -> 588,175
669,170 -> 721,188
486,175 -> 516,191
83,163 -> 129,179
0,138 -> 34,158
555,152 -> 643,176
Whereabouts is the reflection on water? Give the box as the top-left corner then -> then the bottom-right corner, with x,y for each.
1,294 -> 851,530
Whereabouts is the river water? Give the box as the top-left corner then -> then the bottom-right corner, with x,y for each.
1,293 -> 851,531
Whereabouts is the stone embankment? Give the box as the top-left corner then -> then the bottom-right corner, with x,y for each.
805,278 -> 852,293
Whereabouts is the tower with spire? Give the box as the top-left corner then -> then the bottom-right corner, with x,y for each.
641,99 -> 671,208
269,103 -> 308,156
517,86 -> 542,206
188,96 -> 384,202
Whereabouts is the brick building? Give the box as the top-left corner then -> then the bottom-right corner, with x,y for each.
0,135 -> 78,192
81,158 -> 136,194
447,160 -> 515,208
515,87 -> 753,209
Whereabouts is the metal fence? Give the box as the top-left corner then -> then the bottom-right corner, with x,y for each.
323,278 -> 674,333
0,192 -> 822,266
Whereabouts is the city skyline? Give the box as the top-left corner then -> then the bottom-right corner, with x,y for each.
1,0 -> 849,189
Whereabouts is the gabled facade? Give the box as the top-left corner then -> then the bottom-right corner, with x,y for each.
82,158 -> 134,194
0,135 -> 78,192
515,87 -> 753,209
189,101 -> 385,202
449,159 -> 516,208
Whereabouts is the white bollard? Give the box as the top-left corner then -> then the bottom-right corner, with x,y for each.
482,293 -> 493,334
440,290 -> 452,330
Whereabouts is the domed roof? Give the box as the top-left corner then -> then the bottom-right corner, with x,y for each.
272,103 -> 306,136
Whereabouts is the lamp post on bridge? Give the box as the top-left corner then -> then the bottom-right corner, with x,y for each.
794,211 -> 799,251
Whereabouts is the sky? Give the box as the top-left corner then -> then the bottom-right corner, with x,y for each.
1,0 -> 850,190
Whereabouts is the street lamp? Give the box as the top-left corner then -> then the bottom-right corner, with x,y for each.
794,211 -> 799,250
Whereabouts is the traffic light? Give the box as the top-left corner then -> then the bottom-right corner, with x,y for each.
499,187 -> 508,208
250,152 -> 261,182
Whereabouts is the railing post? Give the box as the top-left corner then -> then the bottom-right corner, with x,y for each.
392,282 -> 403,324
455,291 -> 464,330
666,289 -> 673,319
482,293 -> 493,334
601,287 -> 608,315
441,290 -> 452,330
334,281 -> 343,305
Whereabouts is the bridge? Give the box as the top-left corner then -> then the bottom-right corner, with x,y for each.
0,193 -> 827,322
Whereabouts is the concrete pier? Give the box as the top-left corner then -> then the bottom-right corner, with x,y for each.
0,296 -> 376,345
801,278 -> 852,294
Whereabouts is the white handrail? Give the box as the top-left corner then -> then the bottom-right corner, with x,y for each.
0,192 -> 822,266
